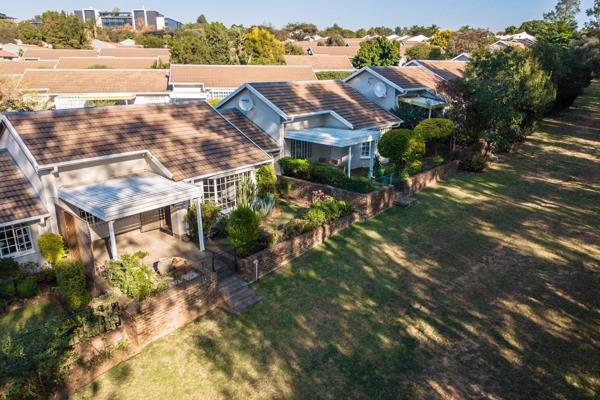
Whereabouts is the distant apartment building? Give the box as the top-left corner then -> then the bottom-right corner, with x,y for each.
74,7 -> 181,31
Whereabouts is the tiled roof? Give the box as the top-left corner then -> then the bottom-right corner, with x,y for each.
0,50 -> 17,58
250,80 -> 401,129
417,60 -> 466,81
284,55 -> 354,71
220,109 -> 279,152
309,46 -> 359,57
4,102 -> 271,181
99,48 -> 170,63
0,74 -> 23,90
0,60 -> 57,74
369,66 -> 444,90
0,150 -> 46,224
169,64 -> 316,87
56,57 -> 159,69
23,48 -> 98,60
18,69 -> 169,94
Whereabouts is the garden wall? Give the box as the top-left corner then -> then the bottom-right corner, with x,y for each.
400,160 -> 460,196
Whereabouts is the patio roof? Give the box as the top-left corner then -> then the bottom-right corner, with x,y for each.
398,96 -> 447,109
285,128 -> 381,147
59,173 -> 203,222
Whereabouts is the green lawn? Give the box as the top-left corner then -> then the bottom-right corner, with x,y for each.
75,83 -> 600,400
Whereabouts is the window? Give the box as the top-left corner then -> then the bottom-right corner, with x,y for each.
0,223 -> 33,257
203,171 -> 252,210
290,139 -> 312,160
361,141 -> 372,158
78,209 -> 100,225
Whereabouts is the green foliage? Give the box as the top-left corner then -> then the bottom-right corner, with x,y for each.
304,207 -> 328,229
255,194 -> 277,217
204,22 -> 233,65
392,102 -> 431,129
186,201 -> 221,240
352,36 -> 400,68
40,11 -> 88,49
460,153 -> 489,172
236,176 -> 257,208
311,197 -> 352,222
107,252 -> 165,301
55,258 -> 91,311
32,267 -> 56,285
16,277 -> 38,299
244,27 -> 285,65
433,155 -> 445,165
0,280 -> 15,299
446,27 -> 496,57
284,42 -> 305,55
414,118 -> 454,142
277,177 -> 292,196
0,258 -> 19,280
0,20 -> 18,44
430,29 -> 453,51
326,34 -> 346,46
406,43 -> 444,60
256,164 -> 277,197
586,0 -> 600,29
543,0 -> 581,25
136,33 -> 166,48
377,129 -> 425,170
278,157 -> 312,179
169,34 -> 209,64
226,207 -> 261,257
37,233 -> 65,265
86,99 -> 118,108
315,71 -> 353,80
282,219 -> 308,239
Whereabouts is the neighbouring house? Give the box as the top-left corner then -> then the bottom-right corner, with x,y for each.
496,32 -> 536,46
403,59 -> 467,81
17,69 -> 170,109
55,56 -> 160,69
0,60 -> 57,74
404,35 -> 430,43
217,80 -> 401,177
452,53 -> 471,62
98,48 -> 170,64
284,55 -> 355,72
344,66 -> 447,117
168,64 -> 316,101
0,102 -> 272,265
22,48 -> 99,60
119,39 -> 138,47
490,40 -> 528,51
307,46 -> 359,58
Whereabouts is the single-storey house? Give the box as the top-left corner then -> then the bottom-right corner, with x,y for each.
98,48 -> 170,64
284,55 -> 355,73
23,48 -> 99,60
0,60 -> 57,74
344,66 -> 447,116
403,60 -> 467,81
217,80 -> 401,177
17,68 -> 170,109
0,102 -> 272,265
56,56 -> 160,69
0,50 -> 18,60
168,64 -> 317,101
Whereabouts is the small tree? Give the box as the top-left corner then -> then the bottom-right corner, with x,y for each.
352,36 -> 400,68
284,42 -> 305,55
244,27 -> 285,65
55,258 -> 91,310
37,233 -> 65,265
256,164 -> 277,197
378,129 -> 425,170
405,43 -> 444,60
226,207 -> 261,257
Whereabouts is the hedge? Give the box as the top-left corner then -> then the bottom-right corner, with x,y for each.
55,258 -> 91,311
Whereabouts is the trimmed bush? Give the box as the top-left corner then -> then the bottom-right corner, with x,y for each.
414,118 -> 454,142
256,164 -> 277,197
0,280 -> 15,299
55,258 -> 91,311
107,251 -> 165,302
38,233 -> 65,265
278,158 -> 312,180
339,176 -> 378,193
16,277 -> 39,299
226,207 -> 261,257
460,154 -> 488,172
378,129 -> 425,170
311,197 -> 352,222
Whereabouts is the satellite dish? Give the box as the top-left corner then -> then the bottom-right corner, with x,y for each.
238,95 -> 254,112
373,82 -> 387,98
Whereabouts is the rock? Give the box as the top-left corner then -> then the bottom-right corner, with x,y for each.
156,257 -> 173,275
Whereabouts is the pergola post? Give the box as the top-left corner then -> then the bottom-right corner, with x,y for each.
107,220 -> 118,260
368,140 -> 376,179
428,108 -> 432,118
347,146 -> 352,177
195,197 -> 205,252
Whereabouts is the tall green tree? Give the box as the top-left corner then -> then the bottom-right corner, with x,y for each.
586,0 -> 600,29
17,21 -> 42,45
352,37 -> 400,68
243,27 -> 285,65
446,27 -> 495,57
204,22 -> 232,64
543,0 -> 581,25
169,34 -> 208,64
326,34 -> 346,46
405,43 -> 444,60
41,11 -> 88,49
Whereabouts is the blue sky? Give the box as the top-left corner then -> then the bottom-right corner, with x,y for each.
3,0 -> 595,32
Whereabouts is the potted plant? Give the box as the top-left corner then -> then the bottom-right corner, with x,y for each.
374,155 -> 385,177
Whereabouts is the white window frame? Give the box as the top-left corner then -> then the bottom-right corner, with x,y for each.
361,141 -> 372,159
201,170 -> 252,211
290,139 -> 313,160
0,223 -> 34,258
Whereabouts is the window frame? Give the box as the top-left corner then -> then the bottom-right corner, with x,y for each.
360,141 -> 372,159
202,170 -> 252,211
0,223 -> 35,258
289,139 -> 313,160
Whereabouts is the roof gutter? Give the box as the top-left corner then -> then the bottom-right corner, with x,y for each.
0,213 -> 50,229
183,159 -> 273,183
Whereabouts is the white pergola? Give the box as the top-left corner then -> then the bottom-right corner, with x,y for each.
59,173 -> 205,259
285,128 -> 381,177
398,96 -> 447,118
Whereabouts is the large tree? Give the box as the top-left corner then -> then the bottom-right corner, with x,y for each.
243,27 -> 285,64
204,22 -> 232,64
41,11 -> 88,49
405,43 -> 444,60
543,0 -> 581,25
17,21 -> 42,45
446,27 -> 495,56
352,37 -> 400,68
169,34 -> 209,64
0,20 -> 18,44
586,0 -> 600,29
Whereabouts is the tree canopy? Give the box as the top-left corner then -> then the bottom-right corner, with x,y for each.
40,11 -> 88,49
352,37 -> 400,68
406,43 -> 444,60
244,27 -> 285,65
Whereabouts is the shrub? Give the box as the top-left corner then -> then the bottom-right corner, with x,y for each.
414,118 -> 454,143
255,194 -> 276,217
236,176 -> 257,209
278,157 -> 312,179
0,257 -> 19,280
16,277 -> 38,299
226,207 -> 261,257
460,153 -> 488,172
0,280 -> 15,299
277,177 -> 292,196
282,219 -> 307,239
311,164 -> 347,186
433,155 -> 445,165
55,258 -> 91,310
407,160 -> 423,175
187,202 -> 222,240
304,207 -> 328,230
339,176 -> 378,193
37,233 -> 65,265
311,197 -> 352,222
378,129 -> 425,170
256,164 -> 277,197
107,251 -> 165,302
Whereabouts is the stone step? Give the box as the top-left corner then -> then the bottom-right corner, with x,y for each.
395,195 -> 417,208
219,279 -> 249,298
231,294 -> 262,315
225,287 -> 257,305
217,273 -> 262,315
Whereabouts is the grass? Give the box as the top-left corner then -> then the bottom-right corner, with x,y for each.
0,295 -> 65,340
262,199 -> 307,230
74,82 -> 600,400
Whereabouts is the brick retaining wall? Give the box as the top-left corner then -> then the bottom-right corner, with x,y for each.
400,160 -> 460,196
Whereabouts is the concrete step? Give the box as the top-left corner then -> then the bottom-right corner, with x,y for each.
218,274 -> 262,315
219,279 -> 249,298
231,294 -> 262,315
395,195 -> 417,208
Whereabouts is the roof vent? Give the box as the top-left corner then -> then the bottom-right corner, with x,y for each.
373,82 -> 387,98
238,95 -> 254,112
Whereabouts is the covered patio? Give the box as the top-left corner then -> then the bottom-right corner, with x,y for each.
398,96 -> 447,118
285,127 -> 381,177
59,172 -> 206,261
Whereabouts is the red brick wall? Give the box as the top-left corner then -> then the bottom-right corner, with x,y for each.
401,160 -> 459,196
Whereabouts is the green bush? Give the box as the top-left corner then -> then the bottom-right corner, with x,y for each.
256,164 -> 277,197
226,207 -> 261,257
187,202 -> 222,240
311,197 -> 352,222
433,155 -> 445,165
37,232 -> 65,265
0,257 -> 19,280
414,118 -> 454,143
339,176 -> 378,193
278,157 -> 312,179
407,160 -> 423,175
378,129 -> 425,170
282,219 -> 307,239
55,258 -> 91,310
304,207 -> 328,230
311,164 -> 347,186
277,177 -> 292,196
460,153 -> 488,172
0,280 -> 15,299
16,277 -> 38,299
106,251 -> 165,302
236,176 -> 257,209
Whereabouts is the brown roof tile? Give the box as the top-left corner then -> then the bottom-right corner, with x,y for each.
0,60 -> 57,74
369,66 -> 444,90
56,57 -> 159,69
99,48 -> 170,63
0,50 -> 17,58
284,55 -> 354,71
309,46 -> 359,57
220,109 -> 279,152
0,150 -> 46,224
0,74 -> 23,90
24,48 -> 98,60
4,102 -> 271,181
18,69 -> 169,94
417,60 -> 466,81
169,64 -> 316,87
250,80 -> 401,129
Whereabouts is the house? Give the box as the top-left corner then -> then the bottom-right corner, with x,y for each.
307,46 -> 359,57
0,50 -> 18,60
56,57 -> 160,69
22,48 -> 99,60
0,102 -> 272,264
168,64 -> 317,101
344,66 -> 448,117
216,80 -> 401,177
405,35 -> 430,43
74,7 -> 180,32
403,59 -> 467,81
0,60 -> 57,74
284,55 -> 355,72
452,53 -> 471,62
17,69 -> 170,109
490,40 -> 528,51
119,39 -> 138,47
98,48 -> 170,64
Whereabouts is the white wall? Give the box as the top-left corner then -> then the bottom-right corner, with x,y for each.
345,70 -> 398,112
